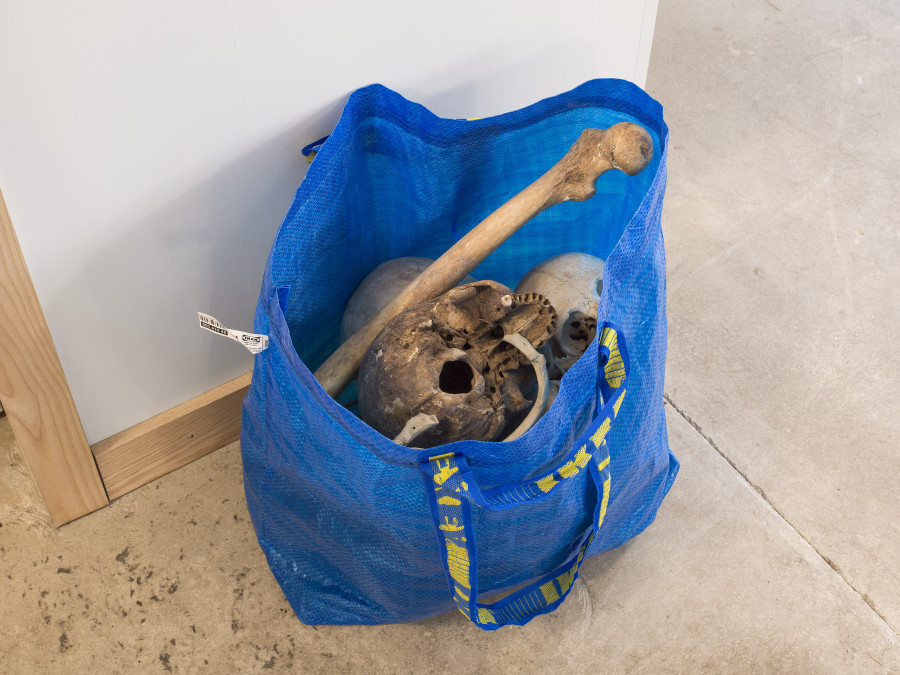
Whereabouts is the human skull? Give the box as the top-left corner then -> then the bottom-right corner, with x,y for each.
357,280 -> 556,447
514,253 -> 604,367
340,257 -> 476,342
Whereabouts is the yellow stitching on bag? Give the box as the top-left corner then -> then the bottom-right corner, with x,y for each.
536,475 -> 559,493
477,607 -> 497,624
540,580 -> 560,604
574,444 -> 592,468
590,418 -> 611,448
557,566 -> 576,595
602,328 -> 618,350
439,516 -> 465,532
596,456 -> 610,472
606,350 -> 623,366
598,476 -> 611,527
432,458 -> 459,486
613,389 -> 626,416
557,461 -> 579,479
476,607 -> 497,625
606,370 -> 626,384
445,540 -> 471,589
606,361 -> 625,376
606,372 -> 626,389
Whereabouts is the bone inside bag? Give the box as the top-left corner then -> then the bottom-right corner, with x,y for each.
349,249 -> 607,447
355,280 -> 556,448
281,97 -> 659,445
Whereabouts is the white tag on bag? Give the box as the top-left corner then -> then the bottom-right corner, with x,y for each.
198,312 -> 269,354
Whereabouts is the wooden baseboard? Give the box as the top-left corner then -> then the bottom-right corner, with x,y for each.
2,187 -> 252,520
91,372 -> 251,500
0,189 -> 109,526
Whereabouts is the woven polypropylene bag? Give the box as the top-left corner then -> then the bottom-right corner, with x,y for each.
240,79 -> 678,628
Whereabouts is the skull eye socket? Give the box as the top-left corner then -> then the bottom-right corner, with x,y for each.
439,360 -> 474,394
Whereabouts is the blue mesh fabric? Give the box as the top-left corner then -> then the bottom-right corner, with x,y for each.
240,79 -> 679,626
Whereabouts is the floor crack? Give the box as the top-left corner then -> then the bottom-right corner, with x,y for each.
663,392 -> 899,639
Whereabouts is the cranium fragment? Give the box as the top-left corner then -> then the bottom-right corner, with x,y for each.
514,253 -> 605,374
357,280 -> 556,447
340,257 -> 476,342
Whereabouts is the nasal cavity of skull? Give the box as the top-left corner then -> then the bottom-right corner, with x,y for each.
567,315 -> 595,344
439,360 -> 474,394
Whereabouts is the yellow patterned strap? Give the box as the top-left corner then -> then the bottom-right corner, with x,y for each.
599,324 -> 628,398
430,324 -> 627,511
422,444 -> 612,630
419,323 -> 627,629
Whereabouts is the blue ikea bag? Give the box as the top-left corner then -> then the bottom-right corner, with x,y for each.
241,79 -> 678,629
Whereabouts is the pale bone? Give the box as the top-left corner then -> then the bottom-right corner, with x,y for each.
340,257 -> 475,343
515,252 -> 605,365
314,122 -> 654,397
501,333 -> 549,442
393,413 -> 440,447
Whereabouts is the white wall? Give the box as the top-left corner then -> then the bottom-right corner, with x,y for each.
0,0 -> 658,444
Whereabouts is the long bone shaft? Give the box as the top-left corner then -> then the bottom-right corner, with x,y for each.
315,122 -> 653,397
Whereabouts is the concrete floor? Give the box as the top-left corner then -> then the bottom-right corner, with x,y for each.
3,0 -> 900,672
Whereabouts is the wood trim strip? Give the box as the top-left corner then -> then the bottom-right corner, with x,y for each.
0,188 -> 109,525
92,372 -> 251,500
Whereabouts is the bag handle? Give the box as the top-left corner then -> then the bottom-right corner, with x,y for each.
301,135 -> 330,163
419,324 -> 628,629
